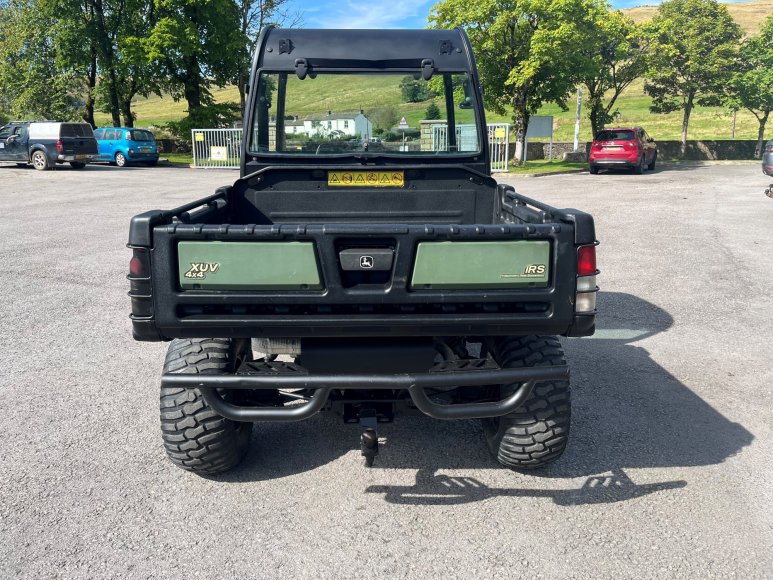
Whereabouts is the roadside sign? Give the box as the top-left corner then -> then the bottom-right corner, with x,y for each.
398,116 -> 409,130
210,146 -> 228,161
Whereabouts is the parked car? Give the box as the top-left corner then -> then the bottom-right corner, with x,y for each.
762,140 -> 773,177
0,121 -> 97,170
93,127 -> 159,167
589,127 -> 657,175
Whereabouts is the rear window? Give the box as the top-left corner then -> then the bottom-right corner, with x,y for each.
60,123 -> 95,138
129,130 -> 154,142
596,130 -> 635,141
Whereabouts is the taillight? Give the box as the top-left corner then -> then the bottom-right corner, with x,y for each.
576,245 -> 598,313
766,145 -> 773,153
577,246 -> 596,276
591,142 -> 602,150
623,140 -> 637,150
128,247 -> 152,317
56,140 -> 63,153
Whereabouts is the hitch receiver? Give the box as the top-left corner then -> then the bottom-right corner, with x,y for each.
359,409 -> 379,467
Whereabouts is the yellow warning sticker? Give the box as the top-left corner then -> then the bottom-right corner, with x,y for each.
194,132 -> 205,142
328,171 -> 404,187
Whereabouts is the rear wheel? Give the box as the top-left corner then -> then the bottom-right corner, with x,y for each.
160,338 -> 253,474
589,165 -> 599,174
633,156 -> 645,175
115,151 -> 127,167
647,151 -> 657,171
144,159 -> 158,167
31,150 -> 49,171
483,336 -> 571,470
69,161 -> 86,169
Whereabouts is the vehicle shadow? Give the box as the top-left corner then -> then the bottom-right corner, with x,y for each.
214,292 -> 752,506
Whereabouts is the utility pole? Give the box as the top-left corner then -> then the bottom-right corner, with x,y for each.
573,87 -> 583,152
731,110 -> 737,140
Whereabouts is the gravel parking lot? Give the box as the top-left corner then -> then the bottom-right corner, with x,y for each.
1,162 -> 771,578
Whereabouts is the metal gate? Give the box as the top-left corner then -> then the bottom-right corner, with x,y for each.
430,123 -> 510,172
191,128 -> 242,168
487,123 -> 510,172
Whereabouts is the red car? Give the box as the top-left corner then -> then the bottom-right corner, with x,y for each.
589,127 -> 658,174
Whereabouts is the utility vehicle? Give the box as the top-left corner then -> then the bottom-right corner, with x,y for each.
128,27 -> 599,473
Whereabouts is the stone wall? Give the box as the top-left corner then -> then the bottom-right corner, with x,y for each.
517,140 -> 761,161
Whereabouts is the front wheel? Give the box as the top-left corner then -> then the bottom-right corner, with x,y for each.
31,150 -> 49,171
115,151 -> 127,167
160,338 -> 253,474
483,336 -> 571,470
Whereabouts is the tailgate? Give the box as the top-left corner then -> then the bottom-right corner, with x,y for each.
130,222 -> 578,340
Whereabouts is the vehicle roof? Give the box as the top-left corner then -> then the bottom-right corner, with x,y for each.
598,127 -> 641,132
256,27 -> 473,73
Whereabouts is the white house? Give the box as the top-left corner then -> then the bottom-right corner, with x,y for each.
300,111 -> 373,139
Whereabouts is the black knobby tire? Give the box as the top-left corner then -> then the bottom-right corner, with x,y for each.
160,338 -> 253,474
647,151 -> 657,171
483,336 -> 571,470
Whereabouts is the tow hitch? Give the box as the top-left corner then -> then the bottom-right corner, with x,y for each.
359,408 -> 379,467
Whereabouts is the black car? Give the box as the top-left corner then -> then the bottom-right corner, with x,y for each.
762,140 -> 773,177
0,121 -> 98,170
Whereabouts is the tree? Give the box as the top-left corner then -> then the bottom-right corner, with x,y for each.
145,0 -> 243,114
400,76 -> 434,103
369,105 -> 398,132
726,15 -> 773,158
0,0 -> 81,120
425,102 -> 441,120
580,11 -> 649,137
235,0 -> 303,112
430,0 -> 609,161
644,0 -> 741,157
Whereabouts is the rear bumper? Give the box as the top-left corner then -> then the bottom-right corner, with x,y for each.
127,152 -> 159,161
589,157 -> 639,168
161,359 -> 569,421
58,154 -> 95,162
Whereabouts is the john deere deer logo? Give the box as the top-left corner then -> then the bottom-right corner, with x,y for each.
184,262 -> 221,279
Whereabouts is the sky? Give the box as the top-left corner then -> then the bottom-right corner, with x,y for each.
289,0 -> 749,29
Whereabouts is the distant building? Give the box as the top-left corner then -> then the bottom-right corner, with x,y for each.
299,111 -> 373,139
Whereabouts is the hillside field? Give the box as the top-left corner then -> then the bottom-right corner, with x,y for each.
95,0 -> 773,142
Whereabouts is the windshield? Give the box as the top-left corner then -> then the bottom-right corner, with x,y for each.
130,130 -> 154,142
249,72 -> 481,156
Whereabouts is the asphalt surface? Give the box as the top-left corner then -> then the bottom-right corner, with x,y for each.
1,161 -> 771,578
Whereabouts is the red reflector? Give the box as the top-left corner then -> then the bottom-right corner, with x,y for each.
577,246 -> 596,276
56,140 -> 63,153
129,256 -> 144,276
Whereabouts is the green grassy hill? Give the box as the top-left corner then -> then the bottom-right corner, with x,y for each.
98,0 -> 772,142
623,0 -> 773,34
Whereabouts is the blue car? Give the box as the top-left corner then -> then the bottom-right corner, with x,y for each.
93,127 -> 159,167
